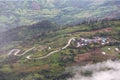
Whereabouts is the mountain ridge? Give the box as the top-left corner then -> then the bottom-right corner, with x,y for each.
0,0 -> 120,32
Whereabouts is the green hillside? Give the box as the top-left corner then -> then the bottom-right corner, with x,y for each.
0,0 -> 120,80
0,19 -> 119,80
0,0 -> 120,32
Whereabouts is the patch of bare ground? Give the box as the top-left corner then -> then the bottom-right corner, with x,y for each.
91,28 -> 112,33
15,64 -> 50,73
72,27 -> 112,37
73,48 -> 116,66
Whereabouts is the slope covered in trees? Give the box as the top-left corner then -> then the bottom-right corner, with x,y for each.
0,19 -> 119,80
0,0 -> 120,32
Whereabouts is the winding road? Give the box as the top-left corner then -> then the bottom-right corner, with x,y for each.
8,37 -> 76,60
8,47 -> 35,57
8,49 -> 21,56
17,47 -> 36,56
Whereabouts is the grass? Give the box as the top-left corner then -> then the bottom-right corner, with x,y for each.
57,25 -> 90,34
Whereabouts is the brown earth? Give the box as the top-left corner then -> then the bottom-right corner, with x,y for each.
15,64 -> 50,73
91,27 -> 112,33
73,48 -> 116,65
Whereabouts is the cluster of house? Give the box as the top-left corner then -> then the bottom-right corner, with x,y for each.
75,37 -> 109,47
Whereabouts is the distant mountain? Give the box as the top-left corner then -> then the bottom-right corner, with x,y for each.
0,0 -> 120,32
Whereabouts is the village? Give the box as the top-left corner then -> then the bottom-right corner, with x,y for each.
71,36 -> 120,64
71,36 -> 120,56
75,36 -> 110,48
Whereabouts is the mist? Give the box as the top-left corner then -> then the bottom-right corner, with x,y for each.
66,60 -> 120,80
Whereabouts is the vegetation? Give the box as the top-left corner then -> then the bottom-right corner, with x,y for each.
0,19 -> 120,80
0,0 -> 120,80
0,0 -> 120,32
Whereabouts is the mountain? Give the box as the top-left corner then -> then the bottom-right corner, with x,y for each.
0,0 -> 120,32
0,20 -> 57,48
0,1 -> 120,80
0,18 -> 120,80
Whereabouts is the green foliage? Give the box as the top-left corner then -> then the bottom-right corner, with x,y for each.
0,0 -> 120,33
0,19 -> 120,80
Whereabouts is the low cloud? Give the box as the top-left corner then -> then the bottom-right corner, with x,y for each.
66,60 -> 120,80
